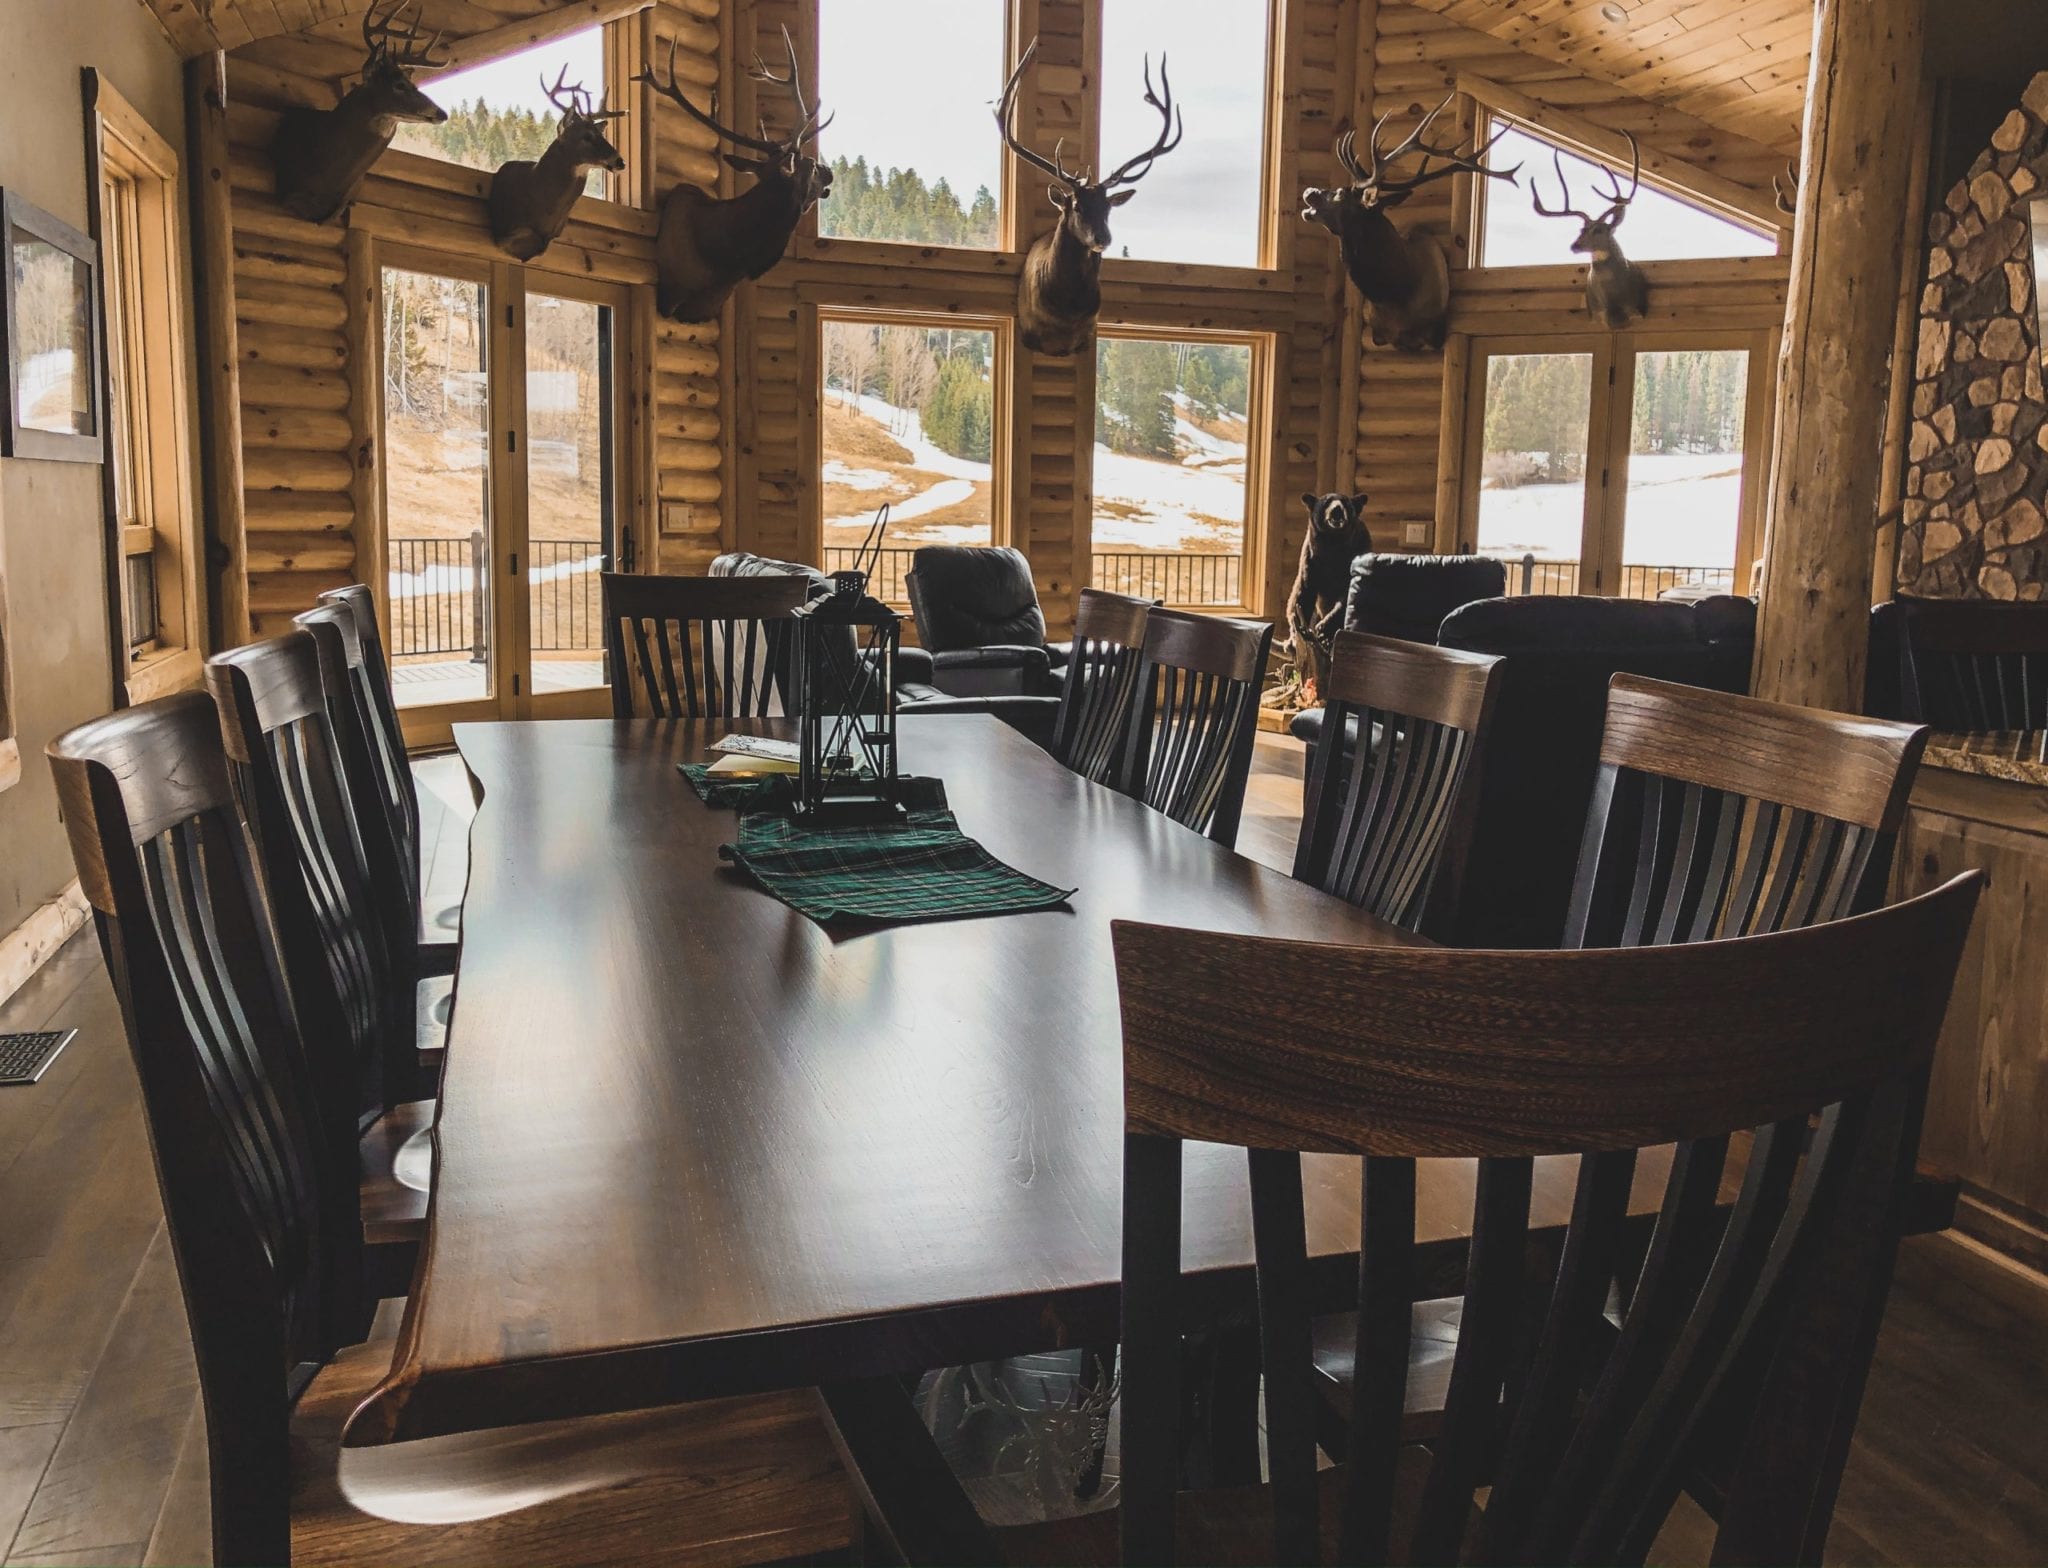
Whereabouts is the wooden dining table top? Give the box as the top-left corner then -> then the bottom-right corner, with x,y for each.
350,715 -> 1747,1443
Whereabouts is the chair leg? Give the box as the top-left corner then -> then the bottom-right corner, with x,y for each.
1179,1321 -> 1264,1489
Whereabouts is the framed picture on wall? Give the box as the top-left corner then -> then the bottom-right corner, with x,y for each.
0,190 -> 103,463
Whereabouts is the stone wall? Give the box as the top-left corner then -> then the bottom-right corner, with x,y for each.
1900,73 -> 2048,598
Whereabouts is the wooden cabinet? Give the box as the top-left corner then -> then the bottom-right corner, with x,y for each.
1897,754 -> 2048,1270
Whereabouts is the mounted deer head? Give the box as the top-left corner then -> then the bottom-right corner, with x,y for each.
1301,92 -> 1519,352
633,27 -> 832,322
1531,131 -> 1649,329
269,0 -> 449,223
488,69 -> 626,261
997,37 -> 1183,356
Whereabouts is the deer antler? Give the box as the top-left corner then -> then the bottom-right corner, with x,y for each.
543,67 -> 625,124
1357,91 -> 1520,199
633,37 -> 786,155
1531,145 -> 1595,223
1103,54 -> 1183,188
1774,158 -> 1798,217
995,38 -> 1085,187
1592,130 -> 1641,227
748,25 -> 832,144
362,0 -> 447,70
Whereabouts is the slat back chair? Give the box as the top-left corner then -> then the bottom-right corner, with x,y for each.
1117,609 -> 1275,846
49,695 -> 351,1566
1112,875 -> 1980,1567
602,572 -> 811,720
208,634 -> 399,1139
1051,588 -> 1155,785
1568,675 -> 1930,951
1293,631 -> 1503,939
319,584 -> 421,922
1897,595 -> 2048,732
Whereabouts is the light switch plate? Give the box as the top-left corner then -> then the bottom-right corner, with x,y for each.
1402,522 -> 1429,547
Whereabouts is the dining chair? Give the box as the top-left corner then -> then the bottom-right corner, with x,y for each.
817,873 -> 1982,1565
1292,631 -> 1503,940
207,634 -> 432,1289
1050,588 -> 1154,785
601,571 -> 811,720
1896,595 -> 2048,732
1116,608 -> 1275,847
297,602 -> 450,1078
49,697 -> 851,1568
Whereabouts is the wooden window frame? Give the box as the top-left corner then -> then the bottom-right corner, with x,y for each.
1448,326 -> 1776,598
806,304 -> 1016,600
87,71 -> 204,708
1090,321 -> 1272,617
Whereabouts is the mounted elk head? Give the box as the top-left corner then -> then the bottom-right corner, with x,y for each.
1531,131 -> 1649,330
488,69 -> 625,261
269,0 -> 448,223
1301,93 -> 1519,353
996,38 -> 1182,356
633,28 -> 832,322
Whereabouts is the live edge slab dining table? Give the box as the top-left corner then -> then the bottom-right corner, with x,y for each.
350,714 -> 1945,1446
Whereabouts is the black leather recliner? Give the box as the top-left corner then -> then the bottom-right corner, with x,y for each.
1437,593 -> 1758,949
710,551 -> 1059,746
903,546 -> 1066,699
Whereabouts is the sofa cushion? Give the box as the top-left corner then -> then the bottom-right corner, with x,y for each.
1345,554 -> 1508,645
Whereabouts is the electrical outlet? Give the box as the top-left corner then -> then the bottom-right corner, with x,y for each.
1402,522 -> 1429,547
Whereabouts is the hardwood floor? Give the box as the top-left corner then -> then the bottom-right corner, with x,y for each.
0,738 -> 2041,1565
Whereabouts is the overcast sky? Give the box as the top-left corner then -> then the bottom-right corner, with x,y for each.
419,30 -> 605,117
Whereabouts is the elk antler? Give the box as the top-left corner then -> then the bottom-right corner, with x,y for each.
362,0 -> 447,70
1353,91 -> 1520,200
1103,54 -> 1183,188
1774,158 -> 1799,217
542,65 -> 624,124
995,38 -> 1085,187
748,25 -> 832,144
633,36 -> 786,155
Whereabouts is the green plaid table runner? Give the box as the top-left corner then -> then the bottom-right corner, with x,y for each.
684,770 -> 1074,926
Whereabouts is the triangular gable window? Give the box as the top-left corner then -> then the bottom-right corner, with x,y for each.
1476,121 -> 1777,267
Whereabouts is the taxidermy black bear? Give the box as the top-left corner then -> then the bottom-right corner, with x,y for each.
1287,492 -> 1373,700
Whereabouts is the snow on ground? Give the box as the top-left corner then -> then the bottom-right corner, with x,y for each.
824,460 -> 894,492
1476,452 -> 1742,567
1092,445 -> 1246,550
831,390 -> 990,481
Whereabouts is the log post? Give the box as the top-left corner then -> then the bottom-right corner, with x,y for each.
186,52 -> 249,649
1751,0 -> 1925,711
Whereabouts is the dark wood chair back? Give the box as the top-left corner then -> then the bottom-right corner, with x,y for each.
602,572 -> 812,720
1051,588 -> 1154,785
49,694 -> 348,1567
1897,596 -> 2048,732
208,636 -> 407,1240
295,603 -> 420,1008
1292,631 -> 1502,938
1568,675 -> 1930,950
319,584 -> 421,920
1111,871 -> 1982,1566
1117,609 -> 1275,846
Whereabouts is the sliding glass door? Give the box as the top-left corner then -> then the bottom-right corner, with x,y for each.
379,250 -> 633,745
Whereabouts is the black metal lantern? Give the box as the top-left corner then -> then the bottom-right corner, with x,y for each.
788,569 -> 903,824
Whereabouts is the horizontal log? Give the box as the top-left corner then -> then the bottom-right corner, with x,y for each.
654,406 -> 721,441
225,56 -> 336,113
233,200 -> 346,252
654,340 -> 720,378
241,407 -> 352,450
245,490 -> 354,532
657,437 -> 722,473
239,323 -> 348,372
239,367 -> 350,413
249,570 -> 357,613
656,373 -> 720,406
234,243 -> 346,290
246,532 -> 357,574
243,448 -> 355,493
649,11 -> 718,54
235,282 -> 347,332
658,469 -> 722,504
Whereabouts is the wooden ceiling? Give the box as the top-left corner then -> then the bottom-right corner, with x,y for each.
1403,0 -> 1815,152
138,0 -> 1816,153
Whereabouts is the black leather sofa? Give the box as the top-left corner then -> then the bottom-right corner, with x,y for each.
903,546 -> 1067,699
710,551 -> 1060,745
1295,592 -> 1758,949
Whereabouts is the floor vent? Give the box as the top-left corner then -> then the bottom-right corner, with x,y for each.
0,1029 -> 77,1086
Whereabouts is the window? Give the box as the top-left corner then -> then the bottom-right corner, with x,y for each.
525,291 -> 615,695
1097,0 -> 1271,268
92,74 -> 200,704
816,0 -> 1004,248
1460,334 -> 1765,599
1477,124 -> 1777,267
821,316 -> 1001,600
1093,333 -> 1256,607
392,29 -> 615,198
